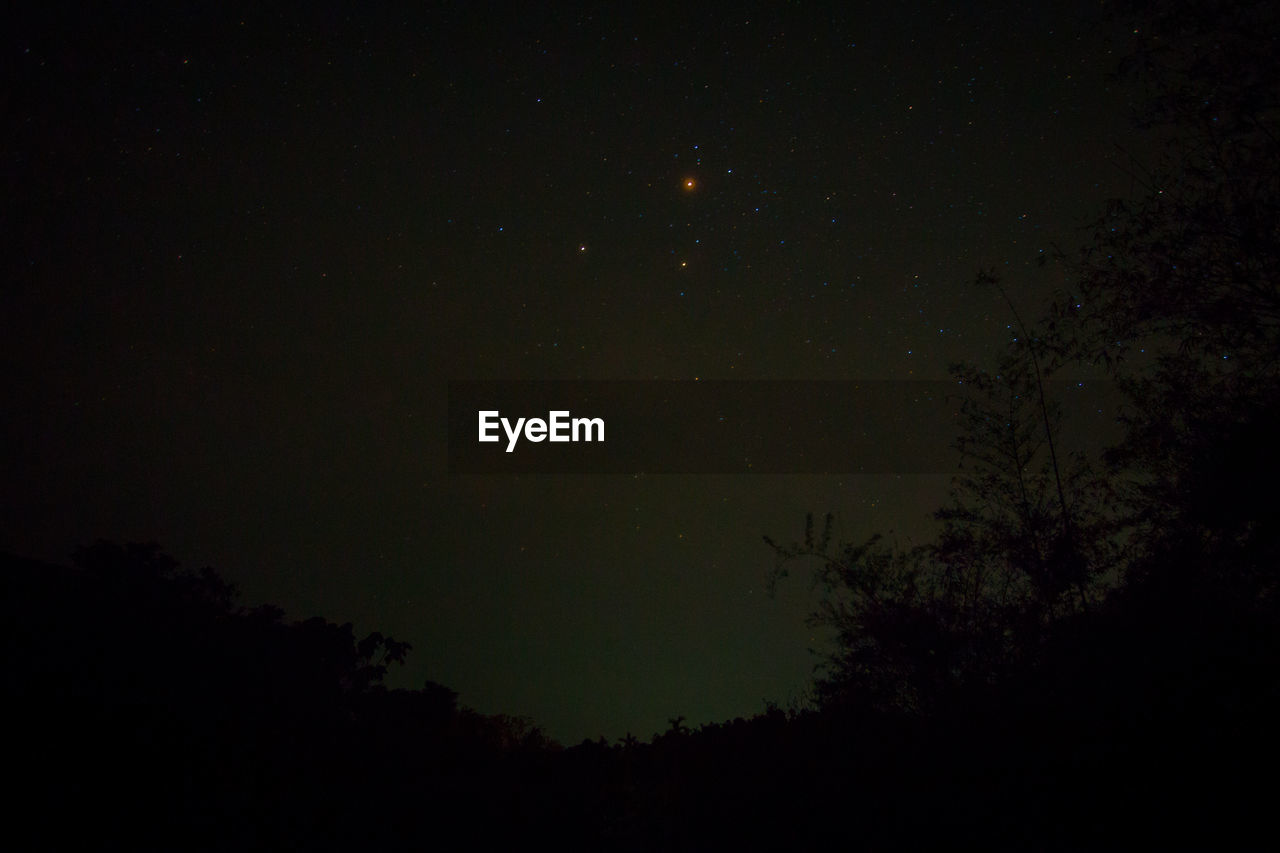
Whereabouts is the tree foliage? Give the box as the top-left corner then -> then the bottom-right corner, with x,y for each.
1053,0 -> 1280,374
1044,0 -> 1280,605
767,331 -> 1123,714
768,0 -> 1280,719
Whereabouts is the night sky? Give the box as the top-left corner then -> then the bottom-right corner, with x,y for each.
3,1 -> 1145,742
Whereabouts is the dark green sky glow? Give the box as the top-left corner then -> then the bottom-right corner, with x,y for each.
2,1 -> 1144,741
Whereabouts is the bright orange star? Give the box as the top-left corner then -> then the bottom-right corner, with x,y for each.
682,176 -> 697,192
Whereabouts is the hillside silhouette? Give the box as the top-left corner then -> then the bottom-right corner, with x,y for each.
6,516 -> 1277,849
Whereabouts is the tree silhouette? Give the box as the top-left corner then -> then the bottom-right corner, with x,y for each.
4,543 -> 584,848
1042,0 -> 1280,612
769,0 -> 1280,725
767,330 -> 1124,716
1053,0 -> 1280,373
